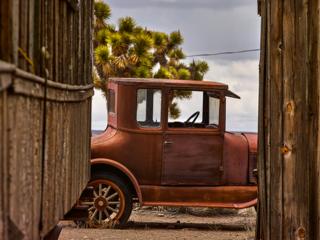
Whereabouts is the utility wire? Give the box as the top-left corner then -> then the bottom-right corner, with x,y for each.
186,48 -> 260,58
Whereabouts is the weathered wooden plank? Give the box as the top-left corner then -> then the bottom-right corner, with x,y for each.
33,0 -> 42,76
65,0 -> 79,12
308,1 -> 320,239
256,0 -> 266,238
63,102 -> 72,211
18,0 -> 28,70
40,0 -> 46,78
41,101 -> 52,236
11,0 -> 20,65
67,4 -> 73,86
47,0 -> 54,80
268,1 -> 283,239
0,72 -> 10,240
31,95 -> 43,240
53,0 -> 59,83
83,0 -> 88,86
28,0 -> 35,73
77,0 -> 82,85
58,0 -> 63,83
63,1 -> 68,84
7,94 -> 43,240
69,8 -> 75,85
0,91 -> 3,240
72,9 -> 78,85
258,0 -> 320,239
88,0 -> 93,86
0,0 -> 93,239
0,1 -> 13,63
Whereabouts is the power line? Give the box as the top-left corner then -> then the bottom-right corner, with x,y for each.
186,48 -> 260,58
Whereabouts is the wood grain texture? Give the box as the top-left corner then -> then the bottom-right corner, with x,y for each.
0,72 -> 11,240
257,0 -> 320,239
0,0 -> 93,239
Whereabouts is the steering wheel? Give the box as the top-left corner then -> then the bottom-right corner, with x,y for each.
184,111 -> 200,126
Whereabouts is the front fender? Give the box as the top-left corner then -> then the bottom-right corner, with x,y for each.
91,158 -> 142,203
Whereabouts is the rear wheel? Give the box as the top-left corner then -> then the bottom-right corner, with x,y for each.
80,174 -> 132,228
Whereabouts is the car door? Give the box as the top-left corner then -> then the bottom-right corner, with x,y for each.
161,90 -> 224,186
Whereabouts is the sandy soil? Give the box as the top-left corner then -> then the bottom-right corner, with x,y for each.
59,207 -> 256,240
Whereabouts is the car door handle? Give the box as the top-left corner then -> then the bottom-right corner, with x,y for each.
164,141 -> 174,145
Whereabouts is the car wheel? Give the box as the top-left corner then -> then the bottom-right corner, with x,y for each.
80,174 -> 132,228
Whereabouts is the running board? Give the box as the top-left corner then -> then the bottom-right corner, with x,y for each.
140,185 -> 257,209
142,198 -> 257,209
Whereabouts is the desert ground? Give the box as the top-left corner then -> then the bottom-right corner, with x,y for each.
59,207 -> 256,240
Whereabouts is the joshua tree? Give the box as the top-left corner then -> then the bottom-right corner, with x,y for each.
93,1 -> 209,118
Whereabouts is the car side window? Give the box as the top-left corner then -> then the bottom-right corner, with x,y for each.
168,90 -> 203,128
208,96 -> 220,126
136,89 -> 162,128
168,90 -> 220,128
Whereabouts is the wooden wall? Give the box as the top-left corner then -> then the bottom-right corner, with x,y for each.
257,0 -> 320,239
0,0 -> 93,239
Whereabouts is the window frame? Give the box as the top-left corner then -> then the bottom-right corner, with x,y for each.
207,92 -> 221,126
135,88 -> 164,130
107,89 -> 116,115
165,88 -> 223,132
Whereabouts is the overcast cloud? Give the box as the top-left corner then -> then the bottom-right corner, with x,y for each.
107,0 -> 254,10
92,0 -> 260,132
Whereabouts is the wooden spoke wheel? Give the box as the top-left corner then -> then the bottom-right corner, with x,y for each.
80,174 -> 133,228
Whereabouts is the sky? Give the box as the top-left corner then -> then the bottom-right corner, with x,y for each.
92,0 -> 261,132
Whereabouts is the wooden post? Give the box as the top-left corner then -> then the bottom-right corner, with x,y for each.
257,0 -> 320,239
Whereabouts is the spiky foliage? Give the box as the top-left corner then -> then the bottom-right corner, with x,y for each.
94,1 -> 111,30
189,60 -> 209,80
94,2 -> 111,20
93,1 -> 209,119
95,45 -> 110,64
154,67 -> 173,79
168,31 -> 184,48
177,68 -> 191,80
119,17 -> 136,33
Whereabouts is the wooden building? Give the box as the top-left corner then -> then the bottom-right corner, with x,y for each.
0,0 -> 93,239
257,0 -> 320,239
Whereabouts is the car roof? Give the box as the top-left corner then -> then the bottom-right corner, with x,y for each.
109,78 -> 240,98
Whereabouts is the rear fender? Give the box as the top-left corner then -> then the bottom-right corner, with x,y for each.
242,133 -> 258,184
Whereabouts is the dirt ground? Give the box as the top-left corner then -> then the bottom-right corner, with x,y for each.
59,207 -> 256,240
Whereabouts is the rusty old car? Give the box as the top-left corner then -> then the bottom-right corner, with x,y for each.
74,78 -> 258,227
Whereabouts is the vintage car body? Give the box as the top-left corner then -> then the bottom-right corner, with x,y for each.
75,78 -> 257,227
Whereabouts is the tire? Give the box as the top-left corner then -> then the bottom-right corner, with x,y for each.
80,173 -> 133,228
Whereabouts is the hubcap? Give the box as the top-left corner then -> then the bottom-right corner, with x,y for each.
94,196 -> 107,211
80,179 -> 125,227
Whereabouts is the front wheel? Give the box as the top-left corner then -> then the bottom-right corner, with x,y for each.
80,174 -> 133,228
